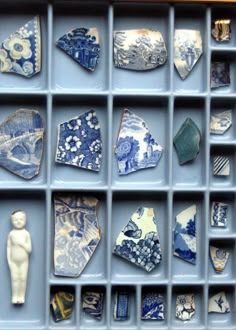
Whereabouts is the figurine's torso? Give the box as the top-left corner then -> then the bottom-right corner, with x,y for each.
9,229 -> 29,263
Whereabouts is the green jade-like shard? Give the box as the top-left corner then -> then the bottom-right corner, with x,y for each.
174,118 -> 201,165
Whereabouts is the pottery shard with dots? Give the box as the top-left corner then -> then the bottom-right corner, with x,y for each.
141,292 -> 165,320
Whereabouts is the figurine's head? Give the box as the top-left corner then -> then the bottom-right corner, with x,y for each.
11,210 -> 26,229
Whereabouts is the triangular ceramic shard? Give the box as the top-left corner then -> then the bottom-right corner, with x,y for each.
113,207 -> 162,272
176,294 -> 195,321
174,29 -> 202,79
0,109 -> 44,179
50,291 -> 74,322
113,29 -> 167,71
82,291 -> 104,320
113,291 -> 129,321
210,110 -> 232,135
56,110 -> 102,172
141,292 -> 164,320
173,205 -> 197,265
0,16 -> 41,78
213,156 -> 230,176
210,245 -> 230,273
208,291 -> 230,313
212,20 -> 231,42
54,194 -> 101,277
173,118 -> 201,165
114,109 -> 163,175
211,62 -> 230,88
211,202 -> 228,227
56,27 -> 100,71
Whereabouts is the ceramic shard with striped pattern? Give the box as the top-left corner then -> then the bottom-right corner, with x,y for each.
213,156 -> 230,176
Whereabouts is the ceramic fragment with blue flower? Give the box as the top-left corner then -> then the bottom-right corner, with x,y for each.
0,109 -> 44,179
210,110 -> 232,135
211,62 -> 230,89
82,291 -> 104,320
210,245 -> 230,273
173,205 -> 196,265
113,207 -> 162,272
141,292 -> 164,320
56,110 -> 102,171
208,291 -> 230,313
113,290 -> 129,321
0,16 -> 41,78
51,291 -> 74,322
56,28 -> 100,72
54,194 -> 101,277
211,202 -> 228,227
176,294 -> 195,321
115,109 -> 163,175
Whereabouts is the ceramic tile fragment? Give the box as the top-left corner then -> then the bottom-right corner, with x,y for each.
82,291 -> 104,320
212,19 -> 231,42
113,207 -> 162,272
211,62 -> 230,89
210,110 -> 232,135
0,109 -> 44,179
174,29 -> 202,79
113,29 -> 167,71
114,109 -> 163,175
213,156 -> 230,176
54,194 -> 101,277
173,118 -> 201,165
56,110 -> 102,171
56,27 -> 100,71
173,205 -> 196,265
0,16 -> 41,78
51,291 -> 74,322
141,292 -> 164,320
211,202 -> 228,227
210,245 -> 230,273
208,291 -> 230,313
113,291 -> 129,321
176,294 -> 195,321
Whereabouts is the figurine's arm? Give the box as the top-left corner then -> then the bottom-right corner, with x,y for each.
24,232 -> 32,254
7,233 -> 12,267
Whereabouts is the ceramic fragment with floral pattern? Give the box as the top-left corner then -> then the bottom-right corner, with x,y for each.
113,290 -> 129,321
141,292 -> 164,320
0,16 -> 41,78
51,291 -> 74,322
176,294 -> 195,321
210,245 -> 230,273
113,207 -> 162,272
212,19 -> 231,42
211,62 -> 230,89
208,291 -> 230,313
56,110 -> 102,171
173,205 -> 197,265
114,109 -> 163,175
211,202 -> 228,227
210,110 -> 232,135
82,291 -> 104,320
54,194 -> 101,277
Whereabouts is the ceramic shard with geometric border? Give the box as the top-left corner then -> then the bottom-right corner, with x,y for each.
114,109 -> 163,175
173,205 -> 197,265
213,156 -> 230,176
0,16 -> 41,78
56,27 -> 100,72
113,291 -> 129,321
208,291 -> 230,313
56,110 -> 102,171
113,29 -> 167,71
174,29 -> 202,80
211,202 -> 228,227
210,110 -> 232,135
0,109 -> 44,179
212,20 -> 231,42
176,294 -> 195,321
50,291 -> 75,322
54,194 -> 101,277
113,206 -> 162,272
210,245 -> 230,273
141,292 -> 165,320
211,62 -> 230,89
82,291 -> 104,320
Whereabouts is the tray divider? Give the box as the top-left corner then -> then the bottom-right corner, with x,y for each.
136,283 -> 141,329
75,284 -> 81,329
47,2 -> 53,93
167,190 -> 173,329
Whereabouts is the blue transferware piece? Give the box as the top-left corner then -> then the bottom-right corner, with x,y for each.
212,19 -> 231,42
210,110 -> 232,135
56,110 -> 102,171
82,291 -> 104,320
208,291 -> 230,313
56,27 -> 100,72
173,205 -> 197,265
174,29 -> 202,80
176,294 -> 195,321
213,156 -> 230,176
113,29 -> 167,71
210,245 -> 230,273
114,109 -> 163,175
113,291 -> 129,321
211,62 -> 230,88
113,207 -> 162,272
141,292 -> 164,320
54,194 -> 101,277
0,16 -> 41,78
51,291 -> 74,322
211,202 -> 228,227
0,109 -> 44,179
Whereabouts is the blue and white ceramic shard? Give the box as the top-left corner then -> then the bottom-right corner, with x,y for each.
113,207 -> 162,272
115,109 -> 163,175
173,205 -> 196,265
113,29 -> 167,71
211,62 -> 230,89
211,202 -> 228,227
176,294 -> 195,321
113,291 -> 129,321
56,27 -> 100,72
0,16 -> 41,78
210,110 -> 232,135
82,291 -> 104,320
208,291 -> 230,313
56,110 -> 102,171
141,292 -> 164,320
0,109 -> 44,179
54,194 -> 101,277
210,245 -> 230,273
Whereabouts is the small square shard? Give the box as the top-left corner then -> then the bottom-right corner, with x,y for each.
211,202 -> 228,227
51,291 -> 74,322
213,156 -> 230,176
211,62 -> 230,89
210,245 -> 230,273
176,294 -> 195,321
210,110 -> 232,135
208,291 -> 230,313
141,292 -> 164,320
113,291 -> 129,321
212,19 -> 231,42
82,291 -> 104,320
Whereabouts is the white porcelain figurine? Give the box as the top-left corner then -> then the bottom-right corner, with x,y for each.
7,210 -> 32,304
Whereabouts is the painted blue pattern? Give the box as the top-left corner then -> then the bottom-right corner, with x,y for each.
56,110 -> 102,172
208,291 -> 230,313
0,16 -> 41,78
211,62 -> 230,88
141,292 -> 164,320
56,27 -> 100,72
176,294 -> 195,320
113,291 -> 129,321
82,291 -> 104,320
211,202 -> 228,227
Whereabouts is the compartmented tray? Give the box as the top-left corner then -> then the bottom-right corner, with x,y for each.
0,0 -> 236,329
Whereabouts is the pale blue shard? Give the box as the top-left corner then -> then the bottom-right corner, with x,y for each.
113,291 -> 129,321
